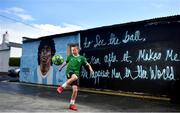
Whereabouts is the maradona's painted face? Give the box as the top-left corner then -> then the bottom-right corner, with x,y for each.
40,45 -> 52,65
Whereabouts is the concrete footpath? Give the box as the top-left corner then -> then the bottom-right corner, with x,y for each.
0,79 -> 180,112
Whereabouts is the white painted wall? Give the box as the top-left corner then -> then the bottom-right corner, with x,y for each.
0,32 -> 21,72
0,50 -> 10,72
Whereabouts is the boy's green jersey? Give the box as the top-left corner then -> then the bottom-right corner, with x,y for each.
66,54 -> 88,77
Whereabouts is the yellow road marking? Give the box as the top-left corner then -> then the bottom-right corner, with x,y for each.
79,88 -> 170,101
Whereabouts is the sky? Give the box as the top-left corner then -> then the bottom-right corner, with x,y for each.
0,0 -> 179,57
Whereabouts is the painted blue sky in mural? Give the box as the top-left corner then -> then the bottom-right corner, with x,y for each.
0,0 -> 179,56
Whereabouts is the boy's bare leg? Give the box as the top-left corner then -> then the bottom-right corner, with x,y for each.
71,85 -> 78,101
69,85 -> 78,111
60,74 -> 78,88
66,74 -> 78,86
57,74 -> 78,94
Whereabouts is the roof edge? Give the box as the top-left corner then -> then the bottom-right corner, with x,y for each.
23,15 -> 180,43
23,30 -> 80,43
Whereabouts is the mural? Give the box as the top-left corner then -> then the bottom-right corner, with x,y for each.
80,18 -> 180,96
20,34 -> 79,85
33,38 -> 57,85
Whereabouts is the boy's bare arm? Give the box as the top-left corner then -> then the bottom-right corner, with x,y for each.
59,62 -> 67,71
86,63 -> 94,75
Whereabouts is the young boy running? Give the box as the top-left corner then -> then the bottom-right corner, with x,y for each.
57,45 -> 94,111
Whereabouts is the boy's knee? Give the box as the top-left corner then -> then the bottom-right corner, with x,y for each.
72,74 -> 78,80
73,86 -> 78,92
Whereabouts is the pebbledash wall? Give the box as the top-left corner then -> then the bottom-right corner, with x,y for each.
20,32 -> 80,85
20,15 -> 180,100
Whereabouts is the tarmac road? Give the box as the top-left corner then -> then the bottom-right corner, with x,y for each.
0,77 -> 180,112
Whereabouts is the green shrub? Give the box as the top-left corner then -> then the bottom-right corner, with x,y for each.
9,57 -> 20,66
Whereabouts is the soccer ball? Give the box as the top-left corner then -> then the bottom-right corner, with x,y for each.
52,54 -> 64,65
